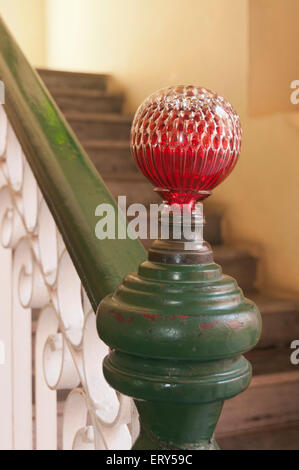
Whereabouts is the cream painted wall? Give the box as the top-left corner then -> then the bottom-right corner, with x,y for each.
46,0 -> 246,112
46,0 -> 299,298
0,0 -> 46,66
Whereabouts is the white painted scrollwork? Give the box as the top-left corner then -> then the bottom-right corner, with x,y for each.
0,105 -> 138,450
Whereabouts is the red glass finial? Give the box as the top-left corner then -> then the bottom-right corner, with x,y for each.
130,86 -> 242,206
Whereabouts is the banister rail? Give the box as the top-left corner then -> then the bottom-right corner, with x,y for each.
0,17 -> 145,312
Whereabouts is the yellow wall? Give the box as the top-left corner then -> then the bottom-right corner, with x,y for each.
45,0 -> 299,298
0,0 -> 46,66
1,0 -> 297,298
249,0 -> 299,116
45,0 -> 246,112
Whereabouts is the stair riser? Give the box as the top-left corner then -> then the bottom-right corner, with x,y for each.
218,422 -> 299,450
204,212 -> 222,245
87,147 -> 138,174
215,255 -> 257,292
54,95 -> 123,114
106,179 -> 160,207
259,311 -> 299,349
70,119 -> 131,141
217,374 -> 299,435
38,70 -> 107,91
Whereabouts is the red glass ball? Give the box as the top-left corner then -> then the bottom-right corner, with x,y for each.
130,86 -> 242,206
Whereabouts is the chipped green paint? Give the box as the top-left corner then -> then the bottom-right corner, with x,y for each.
0,17 -> 146,311
98,240 -> 262,449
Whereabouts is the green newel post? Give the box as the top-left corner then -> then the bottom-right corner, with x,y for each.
97,86 -> 262,450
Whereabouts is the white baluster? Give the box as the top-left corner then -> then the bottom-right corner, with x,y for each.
63,389 -> 93,450
73,426 -> 96,450
5,124 -> 24,192
43,333 -> 80,391
22,161 -> 38,234
35,305 -> 58,450
11,239 -> 32,449
38,199 -> 59,286
0,245 -> 13,450
83,311 -> 121,425
57,251 -> 84,348
0,106 -> 135,451
0,105 -> 8,159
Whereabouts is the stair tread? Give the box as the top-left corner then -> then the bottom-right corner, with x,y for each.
213,244 -> 257,262
83,139 -> 130,149
50,88 -> 123,99
218,420 -> 299,450
37,68 -> 108,94
65,111 -> 132,123
104,172 -> 143,180
37,68 -> 108,81
247,347 -> 297,377
248,291 -> 299,315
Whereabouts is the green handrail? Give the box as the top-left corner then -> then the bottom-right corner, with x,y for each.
0,17 -> 146,311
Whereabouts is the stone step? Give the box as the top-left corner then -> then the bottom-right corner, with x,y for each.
218,347 -> 299,436
66,112 -> 132,141
204,210 -> 223,245
218,420 -> 299,450
250,292 -> 299,349
104,173 -> 160,206
212,245 -> 258,291
81,140 -> 137,175
37,68 -> 108,92
83,140 -> 137,174
50,88 -> 124,114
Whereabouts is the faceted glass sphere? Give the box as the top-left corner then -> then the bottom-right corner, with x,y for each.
130,85 -> 242,206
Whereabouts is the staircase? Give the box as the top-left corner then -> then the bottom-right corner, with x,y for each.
38,68 -> 299,450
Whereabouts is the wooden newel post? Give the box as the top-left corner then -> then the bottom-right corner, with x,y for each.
97,86 -> 261,450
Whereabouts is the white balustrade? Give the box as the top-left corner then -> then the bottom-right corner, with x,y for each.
0,105 -> 138,450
